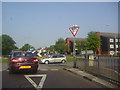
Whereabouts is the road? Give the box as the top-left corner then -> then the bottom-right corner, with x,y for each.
2,63 -> 102,89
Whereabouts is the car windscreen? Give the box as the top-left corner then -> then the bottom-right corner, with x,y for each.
13,52 -> 34,58
46,55 -> 52,58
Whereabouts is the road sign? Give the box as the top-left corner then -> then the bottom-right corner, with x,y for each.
69,25 -> 80,37
69,25 -> 80,68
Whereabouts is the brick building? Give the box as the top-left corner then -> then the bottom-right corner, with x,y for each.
66,32 -> 120,55
96,32 -> 120,55
66,37 -> 86,54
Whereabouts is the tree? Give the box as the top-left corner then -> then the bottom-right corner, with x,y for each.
76,40 -> 89,54
20,44 -> 33,51
47,45 -> 55,54
1,34 -> 17,55
54,38 -> 67,54
87,31 -> 101,55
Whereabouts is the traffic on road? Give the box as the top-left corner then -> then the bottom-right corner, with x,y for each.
2,59 -> 103,89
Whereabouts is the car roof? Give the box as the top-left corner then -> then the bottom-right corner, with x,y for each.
11,51 -> 32,53
48,54 -> 65,56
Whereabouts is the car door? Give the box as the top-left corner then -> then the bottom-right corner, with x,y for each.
52,55 -> 58,63
55,55 -> 62,62
47,56 -> 54,63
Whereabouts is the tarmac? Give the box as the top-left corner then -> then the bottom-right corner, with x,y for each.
63,65 -> 119,88
1,62 -> 119,88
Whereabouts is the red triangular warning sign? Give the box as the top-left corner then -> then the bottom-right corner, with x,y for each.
69,26 -> 79,37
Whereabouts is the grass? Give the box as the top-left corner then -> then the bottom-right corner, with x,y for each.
0,56 -> 83,63
0,57 -> 9,63
66,56 -> 84,62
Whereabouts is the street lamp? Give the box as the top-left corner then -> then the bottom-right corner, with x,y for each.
69,25 -> 80,68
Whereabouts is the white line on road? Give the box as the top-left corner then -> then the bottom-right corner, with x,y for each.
50,69 -> 58,71
24,74 -> 47,89
39,69 -> 59,71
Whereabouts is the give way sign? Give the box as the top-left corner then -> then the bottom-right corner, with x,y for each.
69,25 -> 80,37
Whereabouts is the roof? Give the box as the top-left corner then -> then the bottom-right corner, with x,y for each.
66,37 -> 86,42
98,32 -> 120,38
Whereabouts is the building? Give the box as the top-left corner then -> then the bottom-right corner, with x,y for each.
96,32 -> 120,55
66,32 -> 120,55
66,37 -> 86,54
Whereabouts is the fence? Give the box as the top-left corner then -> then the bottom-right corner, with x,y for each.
76,56 -> 120,87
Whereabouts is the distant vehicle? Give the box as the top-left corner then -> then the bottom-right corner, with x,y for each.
8,51 -> 39,74
40,54 -> 67,64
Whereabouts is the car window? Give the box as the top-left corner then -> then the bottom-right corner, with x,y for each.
52,55 -> 57,58
47,55 -> 52,58
58,55 -> 65,58
13,52 -> 34,58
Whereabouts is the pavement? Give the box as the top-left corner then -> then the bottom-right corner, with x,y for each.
63,63 -> 119,88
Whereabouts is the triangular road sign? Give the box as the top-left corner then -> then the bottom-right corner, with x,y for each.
69,26 -> 79,37
24,74 -> 47,89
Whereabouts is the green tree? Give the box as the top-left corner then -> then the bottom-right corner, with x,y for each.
20,44 -> 33,51
1,34 -> 16,55
47,45 -> 55,54
76,40 -> 89,54
54,38 -> 67,54
87,31 -> 101,55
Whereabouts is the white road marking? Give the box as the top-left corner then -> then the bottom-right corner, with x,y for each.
39,68 -> 59,71
50,69 -> 58,71
24,74 -> 47,89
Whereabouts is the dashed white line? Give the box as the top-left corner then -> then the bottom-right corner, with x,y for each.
39,68 -> 59,71
50,69 -> 58,71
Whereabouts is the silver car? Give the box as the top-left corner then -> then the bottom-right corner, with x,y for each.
40,55 -> 67,64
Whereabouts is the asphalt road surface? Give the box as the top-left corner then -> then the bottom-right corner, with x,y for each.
2,63 -> 102,89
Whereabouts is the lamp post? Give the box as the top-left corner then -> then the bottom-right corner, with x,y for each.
69,25 -> 80,68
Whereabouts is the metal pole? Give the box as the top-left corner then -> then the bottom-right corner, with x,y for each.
69,25 -> 79,68
85,47 -> 88,60
85,46 -> 87,71
114,35 -> 117,56
73,38 -> 76,68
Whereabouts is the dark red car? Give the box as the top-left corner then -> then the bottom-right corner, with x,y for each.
8,51 -> 39,74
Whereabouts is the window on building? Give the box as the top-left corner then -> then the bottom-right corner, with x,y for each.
110,44 -> 114,48
110,51 -> 114,55
116,45 -> 118,48
110,38 -> 114,42
115,39 -> 118,42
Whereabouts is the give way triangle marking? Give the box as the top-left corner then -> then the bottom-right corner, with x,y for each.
24,74 -> 47,89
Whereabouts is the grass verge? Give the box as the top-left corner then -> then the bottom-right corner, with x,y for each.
0,57 -> 9,63
66,56 -> 84,62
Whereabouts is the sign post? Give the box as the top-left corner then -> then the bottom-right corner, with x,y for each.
69,25 -> 80,68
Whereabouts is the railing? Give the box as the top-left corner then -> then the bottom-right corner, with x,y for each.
76,56 -> 120,87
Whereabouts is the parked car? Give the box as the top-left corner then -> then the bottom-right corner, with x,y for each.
8,51 -> 39,73
40,54 -> 67,64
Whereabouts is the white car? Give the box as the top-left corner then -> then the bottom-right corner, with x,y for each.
40,55 -> 67,64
